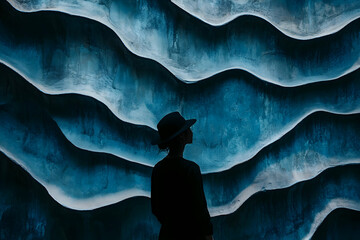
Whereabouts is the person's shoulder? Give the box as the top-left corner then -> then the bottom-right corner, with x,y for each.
182,158 -> 200,171
154,157 -> 167,168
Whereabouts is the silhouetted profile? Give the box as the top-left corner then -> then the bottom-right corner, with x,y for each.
151,112 -> 213,240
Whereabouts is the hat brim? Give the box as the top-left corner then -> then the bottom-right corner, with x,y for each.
151,119 -> 196,145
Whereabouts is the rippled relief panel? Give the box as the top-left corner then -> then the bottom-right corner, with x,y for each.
1,0 -> 360,239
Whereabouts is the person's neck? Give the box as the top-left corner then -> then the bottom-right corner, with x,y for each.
168,151 -> 183,158
168,146 -> 185,158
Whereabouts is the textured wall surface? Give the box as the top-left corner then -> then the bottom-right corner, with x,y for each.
0,0 -> 360,239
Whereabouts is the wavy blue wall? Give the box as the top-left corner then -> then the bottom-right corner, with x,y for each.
0,0 -> 359,239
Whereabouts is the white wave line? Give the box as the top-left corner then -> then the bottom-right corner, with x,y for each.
209,161 -> 360,217
171,0 -> 360,40
5,0 -> 360,85
0,148 -> 151,210
2,61 -> 360,174
305,201 -> 360,240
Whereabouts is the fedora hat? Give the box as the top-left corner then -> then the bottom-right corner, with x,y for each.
151,112 -> 196,145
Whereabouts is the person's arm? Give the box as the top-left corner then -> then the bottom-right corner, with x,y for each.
151,167 -> 164,224
190,164 -> 213,237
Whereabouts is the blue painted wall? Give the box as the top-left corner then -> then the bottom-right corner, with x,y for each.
0,0 -> 359,239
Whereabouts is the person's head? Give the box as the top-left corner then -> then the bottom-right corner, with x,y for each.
152,112 -> 196,153
158,127 -> 193,152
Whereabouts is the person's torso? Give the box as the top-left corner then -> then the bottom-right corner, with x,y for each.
153,157 -> 200,225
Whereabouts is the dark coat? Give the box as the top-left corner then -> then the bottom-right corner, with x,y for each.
151,156 -> 213,240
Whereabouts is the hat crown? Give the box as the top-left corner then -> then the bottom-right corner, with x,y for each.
157,112 -> 186,140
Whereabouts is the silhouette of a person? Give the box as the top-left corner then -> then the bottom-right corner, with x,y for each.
151,112 -> 214,240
